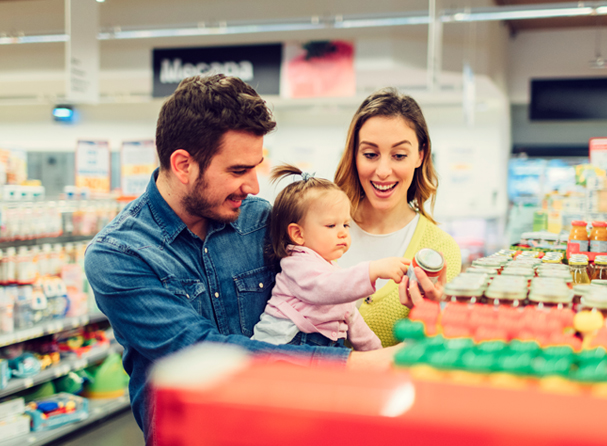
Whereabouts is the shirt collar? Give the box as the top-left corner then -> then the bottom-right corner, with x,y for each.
146,168 -> 231,244
146,168 -> 189,244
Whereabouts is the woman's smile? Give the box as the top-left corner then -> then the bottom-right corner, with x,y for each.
356,116 -> 423,214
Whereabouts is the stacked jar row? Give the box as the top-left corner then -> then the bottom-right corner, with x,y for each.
0,200 -> 119,242
449,250 -> 607,315
0,242 -> 88,286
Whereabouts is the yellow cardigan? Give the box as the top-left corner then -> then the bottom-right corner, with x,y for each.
359,214 -> 462,347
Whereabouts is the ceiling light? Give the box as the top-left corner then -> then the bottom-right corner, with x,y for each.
2,3 -> 607,45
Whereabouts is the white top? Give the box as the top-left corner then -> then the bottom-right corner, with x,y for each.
339,213 -> 420,290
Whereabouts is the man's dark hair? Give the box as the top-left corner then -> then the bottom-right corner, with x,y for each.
155,74 -> 276,173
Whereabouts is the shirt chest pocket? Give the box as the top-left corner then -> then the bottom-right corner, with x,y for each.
233,266 -> 275,336
162,277 -> 207,313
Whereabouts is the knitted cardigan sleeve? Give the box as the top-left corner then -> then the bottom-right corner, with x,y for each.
358,215 -> 462,347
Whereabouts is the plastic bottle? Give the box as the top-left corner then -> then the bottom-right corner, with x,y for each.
590,221 -> 607,253
569,220 -> 589,253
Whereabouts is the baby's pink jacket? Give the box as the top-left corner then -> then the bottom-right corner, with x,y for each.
264,245 -> 382,351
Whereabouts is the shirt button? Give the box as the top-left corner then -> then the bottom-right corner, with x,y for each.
259,283 -> 263,288
332,332 -> 337,337
214,292 -> 219,298
204,248 -> 208,253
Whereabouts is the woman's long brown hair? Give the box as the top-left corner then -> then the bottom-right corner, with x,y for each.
334,87 -> 438,224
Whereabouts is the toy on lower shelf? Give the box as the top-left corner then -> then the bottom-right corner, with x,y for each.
25,392 -> 88,431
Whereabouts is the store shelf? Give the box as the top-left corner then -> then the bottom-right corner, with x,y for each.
1,393 -> 131,446
0,312 -> 108,348
0,342 -> 124,399
0,234 -> 93,250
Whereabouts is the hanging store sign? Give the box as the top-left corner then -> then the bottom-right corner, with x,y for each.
282,40 -> 355,98
75,140 -> 110,193
121,140 -> 157,197
152,43 -> 282,97
65,0 -> 100,103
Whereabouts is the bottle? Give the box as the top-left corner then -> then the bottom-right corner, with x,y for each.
569,220 -> 589,253
590,221 -> 607,253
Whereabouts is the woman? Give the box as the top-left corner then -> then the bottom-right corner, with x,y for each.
335,87 -> 461,347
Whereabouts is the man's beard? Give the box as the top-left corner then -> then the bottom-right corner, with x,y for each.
182,173 -> 241,224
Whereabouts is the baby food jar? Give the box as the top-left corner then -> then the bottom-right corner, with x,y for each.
484,276 -> 528,307
579,286 -> 607,317
570,257 -> 591,284
592,255 -> 607,281
407,248 -> 445,293
443,274 -> 485,304
569,220 -> 589,252
528,278 -> 573,309
590,221 -> 607,253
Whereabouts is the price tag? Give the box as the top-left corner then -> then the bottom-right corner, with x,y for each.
24,378 -> 34,388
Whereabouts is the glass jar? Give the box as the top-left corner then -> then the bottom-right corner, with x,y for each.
593,257 -> 607,281
484,276 -> 528,307
570,258 -> 591,284
407,248 -> 445,293
528,278 -> 573,309
590,221 -> 607,253
580,286 -> 607,317
444,276 -> 485,304
569,220 -> 589,252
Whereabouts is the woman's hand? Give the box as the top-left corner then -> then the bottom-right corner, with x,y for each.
398,263 -> 447,309
369,257 -> 411,284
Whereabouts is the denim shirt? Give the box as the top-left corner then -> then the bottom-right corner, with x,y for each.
84,170 -> 350,440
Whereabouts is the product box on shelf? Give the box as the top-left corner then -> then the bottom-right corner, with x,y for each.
0,397 -> 25,420
25,392 -> 88,432
0,414 -> 30,441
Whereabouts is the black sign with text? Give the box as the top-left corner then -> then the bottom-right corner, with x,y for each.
152,43 -> 282,97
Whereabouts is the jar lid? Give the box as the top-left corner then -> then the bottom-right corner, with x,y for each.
528,287 -> 573,304
592,221 -> 607,227
581,294 -> 607,309
571,220 -> 588,226
444,282 -> 484,297
570,259 -> 589,266
414,248 -> 444,272
485,286 -> 527,300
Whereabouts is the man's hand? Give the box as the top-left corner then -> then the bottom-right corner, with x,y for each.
398,262 -> 447,309
346,344 -> 402,371
369,257 -> 411,284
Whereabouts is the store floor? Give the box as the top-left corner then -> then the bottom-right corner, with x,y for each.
50,409 -> 145,446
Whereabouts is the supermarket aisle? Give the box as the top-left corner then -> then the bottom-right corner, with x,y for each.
50,409 -> 144,446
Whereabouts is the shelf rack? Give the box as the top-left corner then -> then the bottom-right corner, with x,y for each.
0,312 -> 108,348
1,393 -> 131,446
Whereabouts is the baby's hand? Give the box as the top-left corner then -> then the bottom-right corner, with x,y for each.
369,257 -> 410,284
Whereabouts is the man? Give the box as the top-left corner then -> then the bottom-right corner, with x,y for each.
85,74 -> 397,442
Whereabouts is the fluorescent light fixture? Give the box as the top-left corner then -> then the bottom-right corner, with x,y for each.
3,2 -> 607,44
444,3 -> 597,22
0,34 -> 68,45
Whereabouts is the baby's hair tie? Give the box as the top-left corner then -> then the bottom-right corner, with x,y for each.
300,172 -> 316,182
